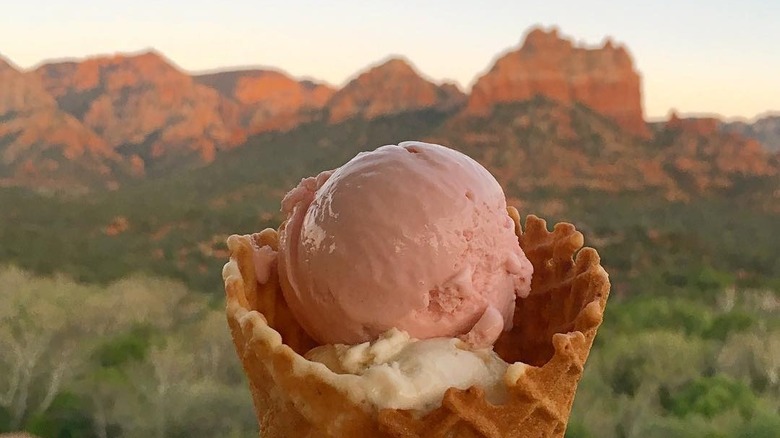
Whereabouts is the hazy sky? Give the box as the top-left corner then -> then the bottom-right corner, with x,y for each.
2,0 -> 778,119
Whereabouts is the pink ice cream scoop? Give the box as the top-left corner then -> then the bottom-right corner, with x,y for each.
275,141 -> 533,347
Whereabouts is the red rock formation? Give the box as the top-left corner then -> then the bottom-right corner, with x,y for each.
432,99 -> 671,194
35,50 -> 245,166
103,215 -> 130,236
196,69 -> 335,134
326,57 -> 466,123
658,112 -> 776,192
0,55 -> 124,189
666,111 -> 720,136
468,27 -> 649,138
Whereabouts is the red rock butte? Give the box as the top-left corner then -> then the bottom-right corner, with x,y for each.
468,27 -> 650,138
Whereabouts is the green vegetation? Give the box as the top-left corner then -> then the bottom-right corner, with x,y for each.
568,286 -> 780,438
0,267 -> 256,437
1,268 -> 777,437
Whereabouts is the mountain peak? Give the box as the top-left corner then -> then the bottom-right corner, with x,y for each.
326,57 -> 463,123
468,27 -> 648,137
371,57 -> 417,74
0,54 -> 19,73
36,49 -> 181,89
349,56 -> 432,83
134,48 -> 165,59
112,48 -> 168,66
522,26 -> 571,51
1,58 -> 56,115
196,68 -> 332,103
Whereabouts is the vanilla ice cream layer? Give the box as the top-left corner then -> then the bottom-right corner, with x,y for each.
305,328 -> 510,413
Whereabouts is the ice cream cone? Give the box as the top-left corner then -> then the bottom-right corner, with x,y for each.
223,211 -> 610,437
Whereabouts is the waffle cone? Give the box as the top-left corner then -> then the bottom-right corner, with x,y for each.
223,211 -> 610,437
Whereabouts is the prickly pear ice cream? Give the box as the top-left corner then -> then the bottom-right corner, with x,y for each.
277,142 -> 533,348
223,140 -> 611,438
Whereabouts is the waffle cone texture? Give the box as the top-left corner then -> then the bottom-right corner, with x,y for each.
222,210 -> 610,437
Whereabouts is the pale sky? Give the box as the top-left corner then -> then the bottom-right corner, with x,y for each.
2,0 -> 778,119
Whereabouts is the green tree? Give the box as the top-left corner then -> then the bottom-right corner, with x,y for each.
662,375 -> 757,419
717,330 -> 780,393
0,267 -> 97,430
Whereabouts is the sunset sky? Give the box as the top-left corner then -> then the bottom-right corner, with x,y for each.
3,0 -> 778,119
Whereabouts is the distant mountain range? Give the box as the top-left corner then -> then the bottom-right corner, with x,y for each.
1,27 -> 779,296
722,115 -> 780,153
0,26 -> 778,193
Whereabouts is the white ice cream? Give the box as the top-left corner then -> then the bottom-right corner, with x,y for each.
305,328 -> 510,413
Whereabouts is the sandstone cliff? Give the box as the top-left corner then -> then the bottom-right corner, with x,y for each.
468,27 -> 649,138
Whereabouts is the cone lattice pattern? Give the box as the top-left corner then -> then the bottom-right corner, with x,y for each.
223,213 -> 610,437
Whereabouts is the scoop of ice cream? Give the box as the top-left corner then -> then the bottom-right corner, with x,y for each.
277,141 -> 533,347
305,328 -> 510,412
